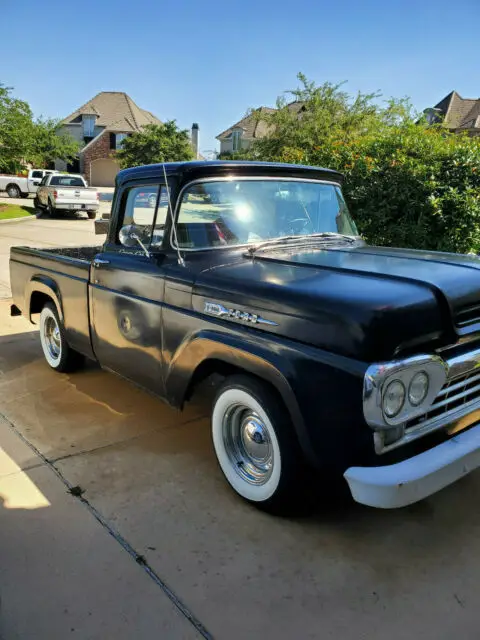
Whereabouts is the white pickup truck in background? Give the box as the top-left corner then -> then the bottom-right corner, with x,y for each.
34,174 -> 99,219
0,169 -> 56,198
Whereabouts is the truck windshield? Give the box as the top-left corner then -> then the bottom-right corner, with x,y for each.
49,176 -> 85,187
176,179 -> 358,250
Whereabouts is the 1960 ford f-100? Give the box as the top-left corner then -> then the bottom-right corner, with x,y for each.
9,161 -> 480,514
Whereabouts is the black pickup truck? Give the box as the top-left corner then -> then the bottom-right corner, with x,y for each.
9,161 -> 480,514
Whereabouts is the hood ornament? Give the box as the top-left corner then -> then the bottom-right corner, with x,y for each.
204,302 -> 278,326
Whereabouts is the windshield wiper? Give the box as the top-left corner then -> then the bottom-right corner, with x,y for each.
247,233 -> 357,255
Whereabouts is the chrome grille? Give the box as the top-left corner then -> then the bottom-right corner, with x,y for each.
456,304 -> 480,329
407,369 -> 480,430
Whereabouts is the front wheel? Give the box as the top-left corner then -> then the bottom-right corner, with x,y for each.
39,303 -> 84,372
211,375 -> 311,514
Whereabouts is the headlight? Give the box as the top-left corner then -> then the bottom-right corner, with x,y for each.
408,371 -> 429,406
363,355 -> 447,429
383,380 -> 406,418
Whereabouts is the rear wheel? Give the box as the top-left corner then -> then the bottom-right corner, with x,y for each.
34,198 -> 45,217
6,184 -> 20,198
39,303 -> 84,372
211,375 -> 312,514
87,210 -> 96,220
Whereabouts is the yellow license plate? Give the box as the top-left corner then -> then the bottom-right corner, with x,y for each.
446,408 -> 480,435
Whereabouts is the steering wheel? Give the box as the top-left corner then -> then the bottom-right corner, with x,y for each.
285,217 -> 313,235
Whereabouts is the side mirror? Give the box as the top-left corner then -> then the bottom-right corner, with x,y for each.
119,224 -> 139,247
119,224 -> 151,258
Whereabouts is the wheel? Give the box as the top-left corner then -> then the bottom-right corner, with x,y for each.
46,202 -> 54,217
34,198 -> 45,218
211,375 -> 311,514
39,303 -> 84,372
6,184 -> 21,198
87,210 -> 96,220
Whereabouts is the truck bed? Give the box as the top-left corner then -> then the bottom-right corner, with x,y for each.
29,246 -> 102,262
9,245 -> 101,360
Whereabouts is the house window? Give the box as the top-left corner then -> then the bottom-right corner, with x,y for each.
83,115 -> 96,137
110,133 -> 128,150
232,130 -> 242,151
116,133 -> 128,149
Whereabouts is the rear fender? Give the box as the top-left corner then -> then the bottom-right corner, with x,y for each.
26,275 -> 63,323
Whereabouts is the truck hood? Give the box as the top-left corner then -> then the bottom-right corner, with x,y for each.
192,244 -> 480,361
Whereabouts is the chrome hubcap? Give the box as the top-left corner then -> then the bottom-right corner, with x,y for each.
44,316 -> 61,359
222,404 -> 273,485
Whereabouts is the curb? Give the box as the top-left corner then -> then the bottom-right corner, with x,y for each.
0,215 -> 34,225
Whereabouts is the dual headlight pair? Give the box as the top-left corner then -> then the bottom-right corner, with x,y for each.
383,371 -> 429,418
363,355 -> 447,429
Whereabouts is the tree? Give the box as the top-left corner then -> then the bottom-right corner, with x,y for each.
30,117 -> 80,169
0,84 -> 79,172
238,74 -> 480,254
0,84 -> 34,173
116,121 -> 194,169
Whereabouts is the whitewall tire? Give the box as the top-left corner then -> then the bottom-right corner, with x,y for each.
40,305 -> 63,368
39,303 -> 84,373
211,375 -> 309,514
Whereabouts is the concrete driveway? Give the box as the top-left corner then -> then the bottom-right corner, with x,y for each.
1,218 -> 480,638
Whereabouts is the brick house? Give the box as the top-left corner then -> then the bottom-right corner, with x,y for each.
424,91 -> 480,136
55,92 -> 161,186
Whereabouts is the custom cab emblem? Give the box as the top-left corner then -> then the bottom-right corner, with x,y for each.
204,302 -> 278,326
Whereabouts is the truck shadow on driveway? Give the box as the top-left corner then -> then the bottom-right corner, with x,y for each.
37,211 -> 94,221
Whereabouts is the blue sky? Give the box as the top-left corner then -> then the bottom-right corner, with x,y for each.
3,0 -> 477,155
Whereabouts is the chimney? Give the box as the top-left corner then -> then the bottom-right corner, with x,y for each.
191,123 -> 199,159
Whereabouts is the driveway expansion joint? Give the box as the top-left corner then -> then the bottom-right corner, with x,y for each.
0,410 -> 213,640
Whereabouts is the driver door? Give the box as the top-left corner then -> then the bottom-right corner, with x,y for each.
89,182 -> 169,396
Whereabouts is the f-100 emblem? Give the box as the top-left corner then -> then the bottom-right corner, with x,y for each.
204,302 -> 278,326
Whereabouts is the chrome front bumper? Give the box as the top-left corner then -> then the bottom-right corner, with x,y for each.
344,421 -> 480,508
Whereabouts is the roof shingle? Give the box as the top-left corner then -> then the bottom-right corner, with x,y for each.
216,101 -> 307,141
434,91 -> 480,130
62,92 -> 161,132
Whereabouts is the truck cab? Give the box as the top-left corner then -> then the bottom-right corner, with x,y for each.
0,168 -> 56,198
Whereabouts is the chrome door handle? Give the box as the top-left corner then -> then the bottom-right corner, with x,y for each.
93,258 -> 110,267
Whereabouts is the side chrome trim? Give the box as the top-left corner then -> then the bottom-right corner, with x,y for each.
204,301 -> 278,327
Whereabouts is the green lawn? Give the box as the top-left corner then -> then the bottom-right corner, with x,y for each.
0,204 -> 34,220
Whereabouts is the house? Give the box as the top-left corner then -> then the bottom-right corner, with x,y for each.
424,91 -> 480,136
216,107 -> 276,155
56,92 -> 162,187
216,102 -> 306,155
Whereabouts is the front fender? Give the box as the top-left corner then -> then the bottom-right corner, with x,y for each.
26,275 -> 63,322
165,329 -> 316,465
